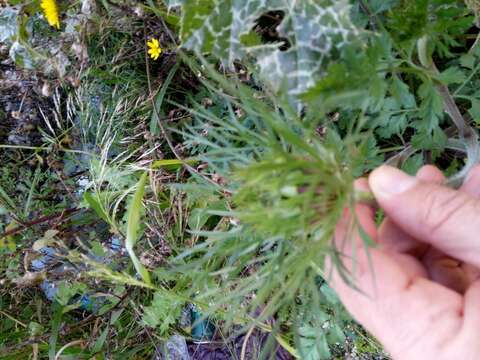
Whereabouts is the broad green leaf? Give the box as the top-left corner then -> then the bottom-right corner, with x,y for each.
91,326 -> 109,353
411,125 -> 447,152
28,322 -> 44,337
319,284 -> 339,305
326,323 -> 346,344
188,208 -> 212,231
55,282 -> 87,306
49,307 -> 63,360
252,1 -> 356,103
178,0 -> 356,107
91,241 -> 106,257
188,200 -> 226,230
125,172 -> 151,285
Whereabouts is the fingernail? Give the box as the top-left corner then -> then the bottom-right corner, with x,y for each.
369,166 -> 418,199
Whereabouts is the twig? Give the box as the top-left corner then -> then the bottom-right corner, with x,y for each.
240,325 -> 256,360
0,208 -> 79,239
358,0 -> 377,31
54,340 -> 84,360
0,309 -> 27,328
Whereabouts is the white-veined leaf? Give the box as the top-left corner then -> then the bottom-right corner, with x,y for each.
177,0 -> 357,107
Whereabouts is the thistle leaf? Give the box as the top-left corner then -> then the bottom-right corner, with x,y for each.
252,1 -> 357,100
177,0 -> 357,106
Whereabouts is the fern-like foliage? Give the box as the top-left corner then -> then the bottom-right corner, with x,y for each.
165,61 -> 376,358
164,0 -> 479,356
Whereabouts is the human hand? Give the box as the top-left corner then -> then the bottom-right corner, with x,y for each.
328,165 -> 480,360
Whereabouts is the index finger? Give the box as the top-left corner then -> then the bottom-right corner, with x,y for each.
369,166 -> 480,268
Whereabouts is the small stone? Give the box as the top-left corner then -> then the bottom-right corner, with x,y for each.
41,82 -> 52,97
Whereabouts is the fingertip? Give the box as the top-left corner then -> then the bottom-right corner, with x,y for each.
370,169 -> 480,268
416,165 -> 445,183
369,165 -> 418,201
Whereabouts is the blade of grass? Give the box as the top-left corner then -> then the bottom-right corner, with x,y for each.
23,166 -> 41,217
125,172 -> 151,285
48,306 -> 63,360
150,62 -> 180,135
84,192 -> 110,224
144,0 -> 180,27
151,158 -> 198,170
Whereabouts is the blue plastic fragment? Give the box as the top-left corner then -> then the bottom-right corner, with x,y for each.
190,306 -> 215,341
31,247 -> 56,272
39,280 -> 58,302
79,293 -> 99,313
110,235 -> 123,252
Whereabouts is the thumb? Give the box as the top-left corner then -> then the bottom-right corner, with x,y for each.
369,165 -> 480,268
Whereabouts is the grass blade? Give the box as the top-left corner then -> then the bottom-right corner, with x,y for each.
125,172 -> 151,285
84,192 -> 110,224
150,62 -> 180,135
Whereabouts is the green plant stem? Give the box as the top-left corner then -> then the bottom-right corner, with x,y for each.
417,36 -> 480,188
354,189 -> 377,207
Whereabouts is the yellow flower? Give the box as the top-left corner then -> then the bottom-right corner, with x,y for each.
40,0 -> 60,29
147,38 -> 162,60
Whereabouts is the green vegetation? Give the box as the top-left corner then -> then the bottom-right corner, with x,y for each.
0,0 -> 479,358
